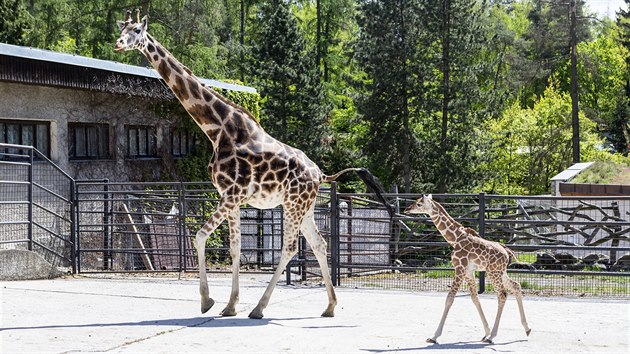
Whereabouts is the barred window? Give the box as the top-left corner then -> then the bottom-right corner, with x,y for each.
126,125 -> 157,158
0,119 -> 50,158
68,123 -> 110,160
171,129 -> 197,157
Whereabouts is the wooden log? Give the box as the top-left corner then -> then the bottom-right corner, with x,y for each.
119,203 -> 155,271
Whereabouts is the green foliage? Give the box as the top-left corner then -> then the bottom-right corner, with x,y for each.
514,0 -> 592,104
4,0 -> 630,195
251,0 -> 331,164
216,84 -> 262,121
355,0 -> 495,193
556,21 -> 630,154
480,82 -> 604,194
171,87 -> 261,183
0,0 -> 29,45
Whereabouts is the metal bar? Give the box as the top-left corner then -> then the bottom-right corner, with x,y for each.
32,201 -> 72,223
27,148 -> 33,251
71,179 -> 77,274
330,181 -> 339,286
31,221 -> 71,242
0,221 -> 30,226
478,192 -> 486,294
178,181 -> 184,272
31,240 -> 72,263
33,182 -> 72,203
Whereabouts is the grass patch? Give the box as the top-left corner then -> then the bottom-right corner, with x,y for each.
515,253 -> 536,263
571,161 -> 630,184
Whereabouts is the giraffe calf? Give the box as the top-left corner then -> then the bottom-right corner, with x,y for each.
405,195 -> 531,344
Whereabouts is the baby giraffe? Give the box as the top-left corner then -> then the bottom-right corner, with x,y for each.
405,195 -> 531,344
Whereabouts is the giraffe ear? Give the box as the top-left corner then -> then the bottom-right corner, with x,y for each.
117,20 -> 126,32
426,194 -> 433,200
141,15 -> 148,30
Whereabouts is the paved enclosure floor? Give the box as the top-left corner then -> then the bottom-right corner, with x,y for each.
1,274 -> 628,353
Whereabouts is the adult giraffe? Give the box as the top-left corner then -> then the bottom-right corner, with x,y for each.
114,10 -> 388,319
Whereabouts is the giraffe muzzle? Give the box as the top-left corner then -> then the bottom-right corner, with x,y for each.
114,41 -> 125,52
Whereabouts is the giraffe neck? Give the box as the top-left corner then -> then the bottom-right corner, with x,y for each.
140,34 -> 233,146
428,201 -> 462,246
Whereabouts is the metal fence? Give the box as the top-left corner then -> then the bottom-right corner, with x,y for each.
1,143 -> 629,297
322,192 -> 630,297
74,181 -> 286,273
0,143 -> 75,271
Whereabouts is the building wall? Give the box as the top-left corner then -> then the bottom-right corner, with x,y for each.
0,81 -> 193,182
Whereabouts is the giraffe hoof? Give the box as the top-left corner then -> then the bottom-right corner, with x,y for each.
426,338 -> 437,344
248,309 -> 264,319
482,337 -> 493,344
201,297 -> 215,314
526,328 -> 532,336
321,311 -> 335,318
321,306 -> 335,317
220,307 -> 237,317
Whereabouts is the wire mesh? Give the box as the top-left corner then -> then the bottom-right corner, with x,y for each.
5,157 -> 628,298
0,144 -> 73,269
331,193 -> 630,297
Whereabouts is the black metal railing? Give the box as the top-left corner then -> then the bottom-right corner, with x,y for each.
2,144 -> 629,297
0,143 -> 75,271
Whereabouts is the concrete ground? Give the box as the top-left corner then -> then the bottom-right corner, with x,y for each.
1,274 -> 628,354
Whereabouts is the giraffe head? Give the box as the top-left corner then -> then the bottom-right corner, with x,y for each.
404,194 -> 434,215
114,9 -> 148,52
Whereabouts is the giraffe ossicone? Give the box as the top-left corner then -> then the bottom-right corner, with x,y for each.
114,10 -> 388,319
405,195 -> 531,344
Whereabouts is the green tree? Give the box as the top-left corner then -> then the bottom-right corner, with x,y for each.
481,83 -> 605,194
354,0 -> 424,192
355,0 -> 494,193
560,21 -> 630,154
515,0 -> 592,104
251,0 -> 330,164
0,0 -> 30,45
615,0 -> 630,154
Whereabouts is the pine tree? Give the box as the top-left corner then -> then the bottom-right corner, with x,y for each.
354,0 -> 424,192
355,0 -> 493,193
614,0 -> 630,154
0,0 -> 29,45
251,0 -> 330,163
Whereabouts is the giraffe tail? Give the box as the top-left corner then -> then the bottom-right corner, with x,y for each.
323,168 -> 394,217
502,244 -> 518,263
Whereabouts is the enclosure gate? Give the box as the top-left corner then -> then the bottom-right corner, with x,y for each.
0,143 -> 76,272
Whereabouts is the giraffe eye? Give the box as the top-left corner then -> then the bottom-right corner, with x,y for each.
134,28 -> 141,34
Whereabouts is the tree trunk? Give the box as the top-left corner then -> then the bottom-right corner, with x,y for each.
439,0 -> 451,194
570,0 -> 580,163
240,0 -> 245,82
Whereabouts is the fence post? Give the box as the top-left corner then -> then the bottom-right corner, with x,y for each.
27,148 -> 33,251
103,180 -> 111,270
70,179 -> 77,274
330,182 -> 340,286
478,192 -> 486,294
178,182 -> 185,272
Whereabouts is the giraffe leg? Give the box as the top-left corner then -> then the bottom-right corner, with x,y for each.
300,209 -> 337,317
219,209 -> 242,317
195,192 -> 241,314
427,267 -> 464,344
464,272 -> 491,342
504,274 -> 531,337
483,272 -> 508,344
248,211 -> 301,319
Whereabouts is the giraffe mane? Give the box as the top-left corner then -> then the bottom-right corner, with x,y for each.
144,33 -> 260,127
208,87 -> 261,127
